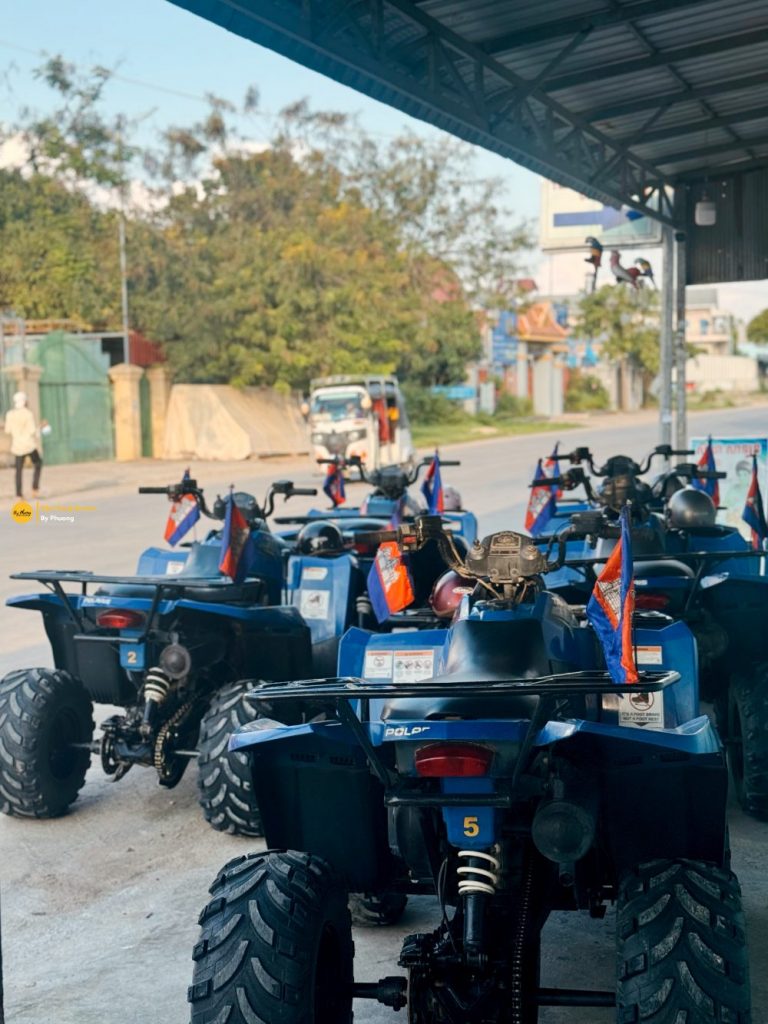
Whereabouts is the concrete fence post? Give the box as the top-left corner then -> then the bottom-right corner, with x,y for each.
108,363 -> 144,461
145,364 -> 171,459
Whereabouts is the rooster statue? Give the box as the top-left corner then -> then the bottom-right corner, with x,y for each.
634,257 -> 656,288
610,250 -> 641,289
585,236 -> 603,291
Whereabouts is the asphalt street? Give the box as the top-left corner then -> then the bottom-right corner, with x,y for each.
0,404 -> 766,1023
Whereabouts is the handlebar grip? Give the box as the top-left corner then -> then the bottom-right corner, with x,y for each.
355,529 -> 397,546
316,458 -> 338,465
138,486 -> 171,494
290,487 -> 318,496
697,470 -> 727,479
440,460 -> 461,466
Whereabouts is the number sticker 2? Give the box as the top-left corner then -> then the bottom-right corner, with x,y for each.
125,649 -> 138,665
463,816 -> 480,838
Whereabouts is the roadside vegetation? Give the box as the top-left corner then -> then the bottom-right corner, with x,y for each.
0,57 -> 532,396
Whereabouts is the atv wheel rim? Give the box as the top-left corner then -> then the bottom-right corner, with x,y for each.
47,707 -> 82,780
314,923 -> 346,1024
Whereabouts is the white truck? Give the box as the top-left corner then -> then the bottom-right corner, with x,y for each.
303,375 -> 414,470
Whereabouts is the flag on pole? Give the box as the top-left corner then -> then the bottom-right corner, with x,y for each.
586,505 -> 638,685
692,436 -> 720,506
367,541 -> 415,622
323,464 -> 346,507
543,442 -> 562,498
421,452 -> 444,514
525,459 -> 557,537
218,490 -> 255,583
742,454 -> 768,551
164,468 -> 200,546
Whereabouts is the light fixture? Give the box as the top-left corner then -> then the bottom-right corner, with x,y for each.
695,188 -> 716,226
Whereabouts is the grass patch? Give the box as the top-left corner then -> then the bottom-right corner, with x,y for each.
412,417 -> 579,448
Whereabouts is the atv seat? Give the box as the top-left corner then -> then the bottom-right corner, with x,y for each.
382,618 -> 556,721
95,542 -> 267,603
634,559 -> 695,578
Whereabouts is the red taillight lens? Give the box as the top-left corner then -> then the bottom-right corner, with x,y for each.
96,609 -> 146,629
414,743 -> 492,778
635,593 -> 669,610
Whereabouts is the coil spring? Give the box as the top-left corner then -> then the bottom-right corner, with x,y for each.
143,667 -> 172,705
456,850 -> 500,896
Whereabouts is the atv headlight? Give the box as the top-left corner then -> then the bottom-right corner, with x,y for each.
348,429 -> 365,441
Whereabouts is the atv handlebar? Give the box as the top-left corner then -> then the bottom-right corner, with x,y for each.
139,478 -> 317,523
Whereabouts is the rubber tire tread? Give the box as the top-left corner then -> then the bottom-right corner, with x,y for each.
0,668 -> 94,818
349,890 -> 408,926
730,669 -> 768,820
188,850 -> 354,1024
197,680 -> 264,836
616,859 -> 751,1023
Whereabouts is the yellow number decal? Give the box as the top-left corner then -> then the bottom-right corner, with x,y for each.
126,649 -> 138,665
463,816 -> 480,838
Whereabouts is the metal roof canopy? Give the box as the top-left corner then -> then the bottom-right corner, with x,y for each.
170,0 -> 768,282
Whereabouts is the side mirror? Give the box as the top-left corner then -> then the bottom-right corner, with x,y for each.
300,401 -> 310,418
360,394 -> 372,411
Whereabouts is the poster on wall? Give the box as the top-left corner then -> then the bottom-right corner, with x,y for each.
689,436 -> 768,541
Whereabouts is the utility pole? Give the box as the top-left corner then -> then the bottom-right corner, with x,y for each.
660,224 -> 675,454
118,211 -> 130,365
675,230 -> 688,451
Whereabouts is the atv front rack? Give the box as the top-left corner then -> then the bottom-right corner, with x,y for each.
246,670 -> 679,807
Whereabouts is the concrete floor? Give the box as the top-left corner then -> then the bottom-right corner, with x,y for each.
1,405 -> 765,1023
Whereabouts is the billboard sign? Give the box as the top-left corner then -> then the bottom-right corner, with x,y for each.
540,181 -> 663,252
491,311 -> 518,367
689,436 -> 768,542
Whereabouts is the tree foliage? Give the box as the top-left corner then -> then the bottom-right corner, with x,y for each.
0,58 -> 533,390
746,308 -> 768,346
575,284 -> 661,382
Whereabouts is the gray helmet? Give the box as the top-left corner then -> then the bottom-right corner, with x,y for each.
667,487 -> 716,530
443,486 -> 462,511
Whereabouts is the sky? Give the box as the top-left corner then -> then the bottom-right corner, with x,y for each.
1,0 -> 766,321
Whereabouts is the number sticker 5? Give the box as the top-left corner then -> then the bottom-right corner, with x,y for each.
463,815 -> 480,838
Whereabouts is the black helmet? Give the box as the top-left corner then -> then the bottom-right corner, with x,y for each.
597,473 -> 651,513
667,487 -> 716,530
296,520 -> 345,555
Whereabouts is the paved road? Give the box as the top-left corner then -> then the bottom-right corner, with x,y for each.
1,405 -> 766,1023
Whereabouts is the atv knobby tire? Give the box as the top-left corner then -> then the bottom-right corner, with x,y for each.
197,680 -> 265,836
0,668 -> 94,818
728,669 -> 768,820
617,860 -> 750,1023
349,890 -> 408,926
189,851 -> 354,1024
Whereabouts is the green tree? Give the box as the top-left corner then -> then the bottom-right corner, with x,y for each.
575,284 -> 661,398
746,308 -> 768,345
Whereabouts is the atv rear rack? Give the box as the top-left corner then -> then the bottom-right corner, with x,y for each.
245,670 -> 679,807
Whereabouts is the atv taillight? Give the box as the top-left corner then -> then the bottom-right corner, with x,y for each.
635,593 -> 669,610
96,609 -> 146,629
414,743 -> 492,777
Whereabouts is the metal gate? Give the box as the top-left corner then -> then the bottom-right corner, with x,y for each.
33,332 -> 114,465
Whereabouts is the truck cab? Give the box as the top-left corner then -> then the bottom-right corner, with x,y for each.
304,375 -> 414,469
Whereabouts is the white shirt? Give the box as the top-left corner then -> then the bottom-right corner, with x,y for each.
4,407 -> 39,456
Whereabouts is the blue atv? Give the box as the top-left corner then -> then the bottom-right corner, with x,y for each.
0,476 -> 370,835
537,449 -> 768,818
305,454 -> 479,544
187,515 -> 749,1024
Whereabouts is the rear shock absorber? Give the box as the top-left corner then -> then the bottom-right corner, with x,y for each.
457,850 -> 500,965
141,668 -> 172,733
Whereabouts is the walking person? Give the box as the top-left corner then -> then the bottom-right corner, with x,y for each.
4,392 -> 46,499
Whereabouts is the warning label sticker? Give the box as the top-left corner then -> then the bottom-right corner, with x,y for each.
166,560 -> 184,575
364,650 -> 394,679
302,566 -> 328,582
636,645 -> 663,666
393,650 -> 435,684
618,690 -> 665,730
299,589 -> 330,620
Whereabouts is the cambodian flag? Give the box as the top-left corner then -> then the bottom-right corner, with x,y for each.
543,442 -> 562,498
218,491 -> 255,583
692,436 -> 719,506
421,452 -> 444,514
525,459 -> 557,537
367,541 -> 415,622
742,455 -> 768,550
323,464 -> 346,507
164,469 -> 200,546
587,505 -> 638,685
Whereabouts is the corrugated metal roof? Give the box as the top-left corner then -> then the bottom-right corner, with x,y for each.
168,0 -> 768,276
